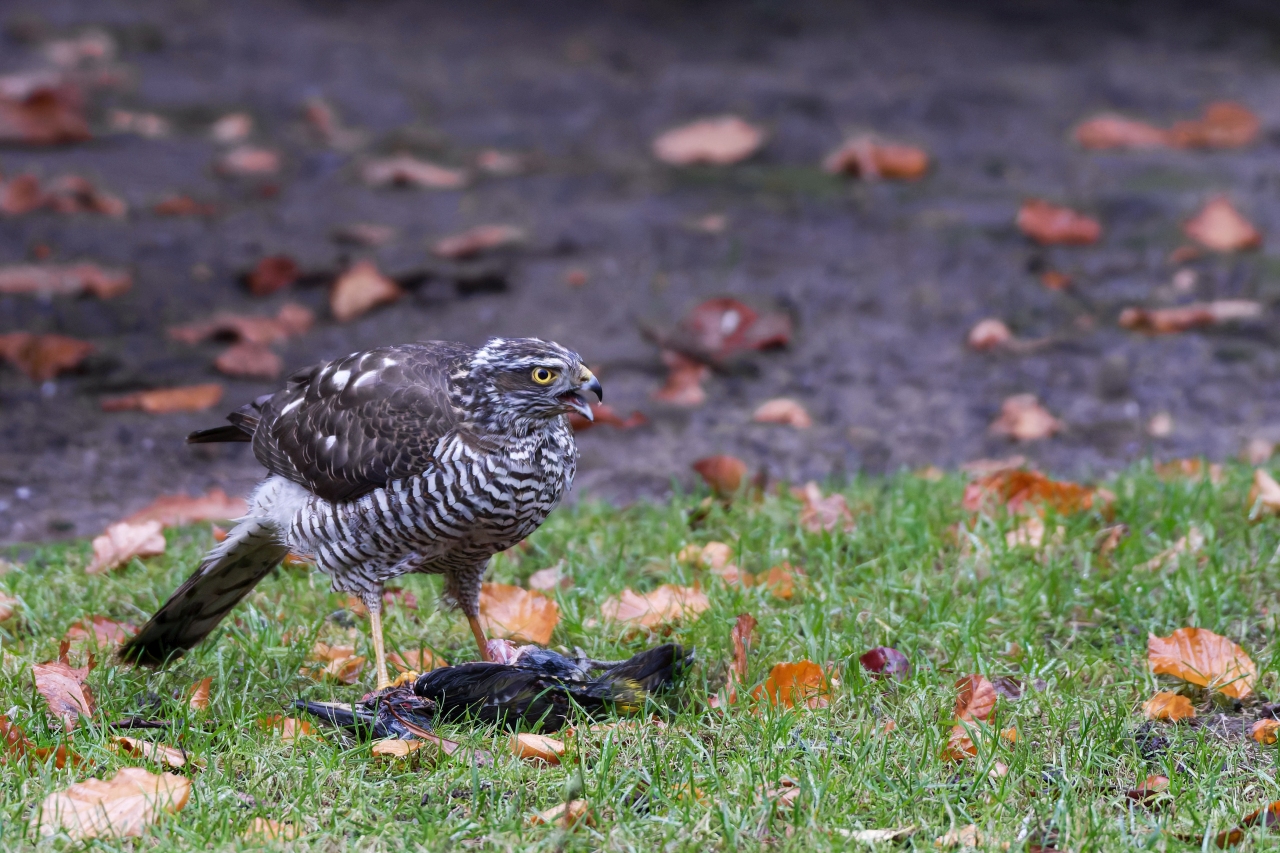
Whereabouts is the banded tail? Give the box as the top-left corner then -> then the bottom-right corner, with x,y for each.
119,517 -> 288,665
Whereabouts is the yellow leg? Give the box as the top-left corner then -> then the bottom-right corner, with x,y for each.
369,607 -> 391,690
468,614 -> 492,662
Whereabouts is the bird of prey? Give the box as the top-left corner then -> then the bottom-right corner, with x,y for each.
297,643 -> 693,736
120,338 -> 603,689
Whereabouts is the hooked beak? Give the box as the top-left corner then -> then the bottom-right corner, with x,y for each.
560,369 -> 603,421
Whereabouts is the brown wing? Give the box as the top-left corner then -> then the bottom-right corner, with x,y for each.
249,341 -> 473,502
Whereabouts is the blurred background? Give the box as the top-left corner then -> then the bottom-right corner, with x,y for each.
2,0 -> 1279,544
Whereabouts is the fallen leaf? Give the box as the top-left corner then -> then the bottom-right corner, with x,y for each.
361,155 -> 468,189
123,489 -> 248,528
188,677 -> 212,710
692,455 -> 747,497
86,520 -> 165,574
838,826 -> 917,843
792,482 -> 856,533
479,583 -> 560,645
989,394 -> 1062,442
967,318 -> 1013,351
859,647 -> 910,681
42,175 -> 126,216
1073,113 -> 1170,149
567,403 -> 647,432
1139,526 -> 1206,572
0,590 -> 17,622
1119,299 -> 1263,334
245,256 -> 300,296
112,737 -> 198,770
0,263 -> 130,298
0,172 -> 44,213
301,643 -> 365,685
215,341 -> 282,379
1245,439 -> 1275,466
431,224 -> 526,259
528,799 -> 592,828
0,74 -> 90,145
242,818 -> 301,841
1217,802 -> 1280,849
215,146 -> 281,176
760,563 -> 802,600
752,398 -> 812,428
371,738 -> 434,761
152,195 -> 217,217
753,660 -> 832,709
600,584 -> 710,631
511,732 -> 563,764
210,112 -> 252,143
1168,102 -> 1260,149
1040,270 -> 1072,290
1184,197 -> 1261,252
941,725 -> 978,760
1017,199 -> 1102,245
260,716 -> 317,742
962,469 -> 1108,516
1249,469 -> 1280,518
333,222 -> 397,247
935,824 -> 982,849
823,135 -> 929,180
653,116 -> 764,166
0,332 -> 94,381
652,350 -> 709,406
667,297 -> 793,364
731,613 -> 758,683
62,616 -> 135,652
1149,627 -> 1255,699
1141,691 -> 1196,722
169,303 -> 314,346
954,675 -> 997,722
33,661 -> 93,729
101,384 -> 225,415
388,647 -> 447,674
527,565 -> 572,592
764,776 -> 801,808
1253,720 -> 1280,745
1005,515 -> 1056,549
32,767 -> 190,840
1125,774 -> 1171,806
330,259 -> 402,322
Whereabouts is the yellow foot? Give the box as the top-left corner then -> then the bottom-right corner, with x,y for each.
387,670 -> 421,689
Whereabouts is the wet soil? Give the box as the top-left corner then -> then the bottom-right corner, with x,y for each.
4,0 -> 1280,544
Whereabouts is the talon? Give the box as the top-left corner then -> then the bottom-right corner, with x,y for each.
388,669 -> 420,689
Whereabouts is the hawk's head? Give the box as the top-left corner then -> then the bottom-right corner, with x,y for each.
464,337 -> 603,430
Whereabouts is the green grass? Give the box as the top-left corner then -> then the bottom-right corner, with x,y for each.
4,462 -> 1280,850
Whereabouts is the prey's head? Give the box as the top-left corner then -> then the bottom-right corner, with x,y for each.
466,337 -> 602,428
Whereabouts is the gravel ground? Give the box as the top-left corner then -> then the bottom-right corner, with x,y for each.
4,0 -> 1280,544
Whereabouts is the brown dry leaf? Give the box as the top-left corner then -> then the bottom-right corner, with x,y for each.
760,563 -> 802,600
215,341 -> 282,379
431,224 -> 526,260
388,647 -> 447,674
243,818 -> 301,841
86,520 -> 165,574
33,661 -> 93,729
967,318 -> 1013,351
188,677 -> 212,710
0,75 -> 90,145
1249,468 -> 1280,519
112,737 -> 198,770
1073,114 -> 1170,149
1125,774 -> 1171,806
567,402 -> 647,432
935,824 -> 982,849
210,113 -> 252,143
954,675 -> 997,723
0,332 -> 94,381
1005,516 -> 1055,550
1168,102 -> 1260,149
42,175 -> 126,216
511,732 -> 563,764
1143,691 -> 1195,722
1155,459 -> 1224,483
215,146 -> 281,176
1184,197 -> 1261,252
1244,439 -> 1275,466
653,116 -> 764,166
302,643 -> 365,685
1148,627 -> 1256,699
479,583 -> 560,645
527,564 -> 571,592
333,222 -> 397,247
62,616 -> 135,652
361,155 -> 468,189
152,195 -> 216,217
1,172 -> 44,214
1217,802 -> 1280,849
1119,300 -> 1263,334
989,394 -> 1062,442
962,469 -> 1108,516
330,259 -> 402,322
1139,526 -> 1206,572
652,350 -> 709,406
752,398 -> 812,429
123,489 -> 248,528
1253,720 -> 1280,745
599,584 -> 710,631
169,303 -> 314,346
666,297 -> 793,364
101,384 -> 225,415
752,660 -> 832,709
792,481 -> 856,533
0,714 -> 78,770
823,135 -> 929,180
528,799 -> 593,828
245,256 -> 300,296
0,590 -> 17,622
1041,270 -> 1073,291
941,723 -> 980,761
692,455 -> 747,497
371,738 -> 434,761
1016,199 -> 1102,245
730,613 -> 758,684
32,767 -> 190,840
763,777 -> 801,808
0,262 -> 130,298
260,716 -> 317,742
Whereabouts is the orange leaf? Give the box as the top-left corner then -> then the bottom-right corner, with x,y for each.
168,302 -> 313,345
1073,114 -> 1169,149
215,145 -> 280,175
479,583 -> 560,645
967,318 -> 1013,351
259,716 -> 316,742
511,732 -> 563,764
962,469 -> 1106,516
1168,102 -> 1260,149
152,194 -> 216,217
653,116 -> 764,166
371,738 -> 432,760
330,259 -> 402,322
0,263 -> 129,298
1148,628 -> 1256,698
989,394 -> 1062,442
101,384 -> 225,414
1142,691 -> 1195,721
823,135 -> 929,180
752,398 -> 812,429
301,643 -> 365,685
760,563 -> 802,600
1183,197 -> 1261,252
246,256 -> 300,295
0,332 -> 94,381
941,723 -> 979,761
599,584 -> 710,632
692,455 -> 747,497
730,613 -> 758,683
122,489 -> 248,528
1119,300 -> 1262,334
753,660 -> 832,709
652,349 -> 708,406
1217,802 -> 1280,848
215,341 -> 282,379
361,155 -> 468,189
242,818 -> 301,841
1253,720 -> 1280,745
1249,468 -> 1280,518
431,224 -> 526,260
31,767 -> 190,840
187,677 -> 212,710
528,799 -> 593,828
567,402 -> 646,432
1016,199 -> 1101,245
1125,775 -> 1170,806
1040,270 -> 1072,291
527,564 -> 571,592
954,675 -> 997,722
792,481 -> 856,533
33,661 -> 93,730
86,520 -> 165,574
111,736 -> 199,770
62,616 -> 135,652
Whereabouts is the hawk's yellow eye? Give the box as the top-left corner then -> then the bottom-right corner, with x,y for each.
531,367 -> 558,385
